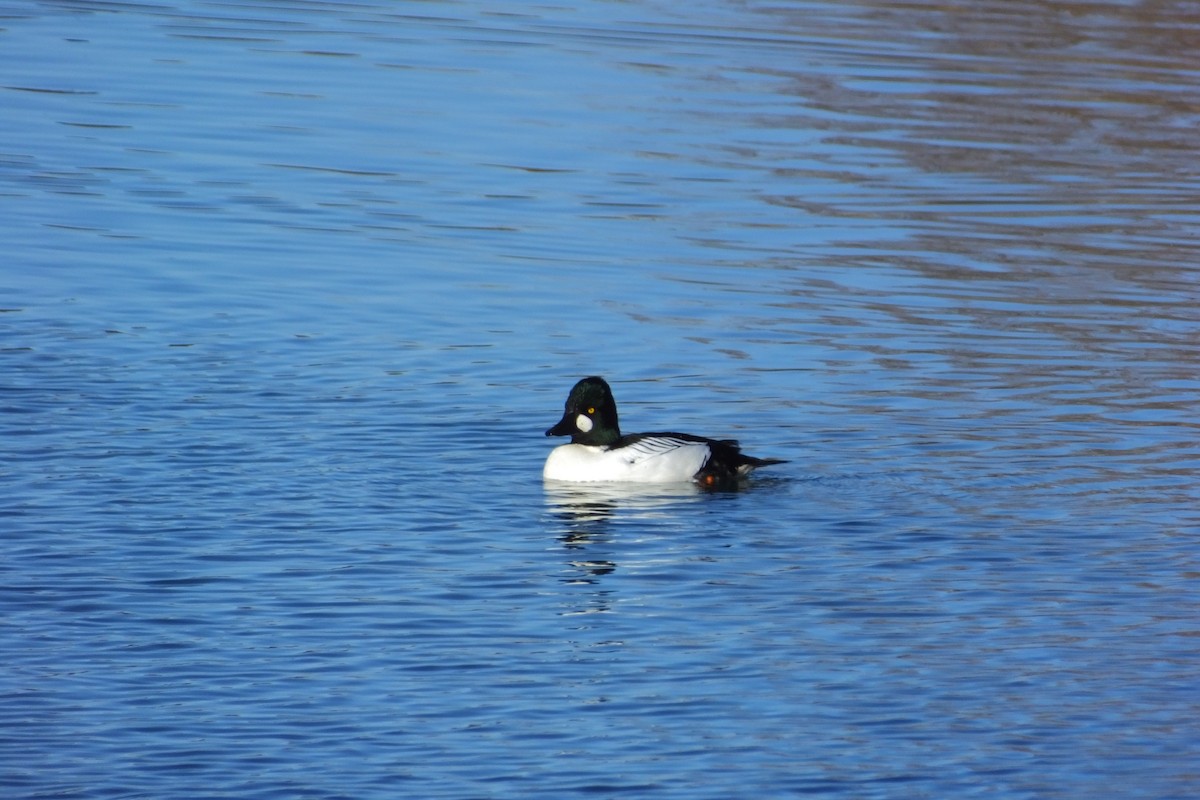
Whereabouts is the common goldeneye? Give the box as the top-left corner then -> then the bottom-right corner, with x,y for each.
543,376 -> 786,487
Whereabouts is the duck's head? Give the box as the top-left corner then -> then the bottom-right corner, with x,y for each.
546,376 -> 621,446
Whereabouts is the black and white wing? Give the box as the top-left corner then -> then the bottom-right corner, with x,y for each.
612,433 -> 712,468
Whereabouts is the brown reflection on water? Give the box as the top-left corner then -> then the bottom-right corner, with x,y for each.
751,0 -> 1200,247
738,0 -> 1199,347
688,0 -> 1200,519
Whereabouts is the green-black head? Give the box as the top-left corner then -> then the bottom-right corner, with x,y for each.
545,376 -> 621,446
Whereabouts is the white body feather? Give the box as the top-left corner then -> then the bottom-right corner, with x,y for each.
543,436 -> 712,483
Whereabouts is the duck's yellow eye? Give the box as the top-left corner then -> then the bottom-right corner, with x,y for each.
587,407 -> 595,414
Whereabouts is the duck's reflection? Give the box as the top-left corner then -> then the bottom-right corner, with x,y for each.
544,480 -> 706,599
545,480 -> 703,537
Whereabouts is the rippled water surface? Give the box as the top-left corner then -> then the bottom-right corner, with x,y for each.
3,1 -> 1199,798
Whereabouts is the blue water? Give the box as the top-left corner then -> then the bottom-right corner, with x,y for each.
3,1 -> 1199,798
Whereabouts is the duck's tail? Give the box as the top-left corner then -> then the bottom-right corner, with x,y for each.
698,439 -> 787,487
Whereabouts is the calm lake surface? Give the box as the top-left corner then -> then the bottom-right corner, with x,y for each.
3,1 -> 1198,797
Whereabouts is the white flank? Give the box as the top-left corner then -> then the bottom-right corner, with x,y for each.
544,437 -> 711,483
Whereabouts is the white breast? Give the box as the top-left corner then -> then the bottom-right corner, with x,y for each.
543,438 -> 711,483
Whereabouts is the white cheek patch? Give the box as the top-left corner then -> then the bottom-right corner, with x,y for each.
575,413 -> 594,433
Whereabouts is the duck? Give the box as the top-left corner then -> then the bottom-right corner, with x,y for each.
543,376 -> 786,487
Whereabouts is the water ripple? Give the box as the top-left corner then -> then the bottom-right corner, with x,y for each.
3,1 -> 1198,799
